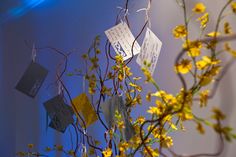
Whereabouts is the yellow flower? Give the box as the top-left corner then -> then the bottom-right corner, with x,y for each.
45,147 -> 52,152
143,146 -> 159,157
192,3 -> 206,13
115,110 -> 125,129
55,145 -> 63,151
196,56 -> 221,70
162,136 -> 173,148
199,74 -> 213,86
118,142 -> 129,153
172,25 -> 187,38
231,2 -> 236,13
208,66 -> 221,76
225,43 -> 236,57
68,150 -> 75,156
212,107 -> 225,120
224,22 -> 233,34
146,92 -> 152,102
183,40 -> 202,57
129,82 -> 142,92
136,116 -> 146,124
175,59 -> 192,74
82,54 -> 88,60
197,13 -> 209,29
102,148 -> 112,157
199,90 -> 209,107
88,148 -> 95,155
196,122 -> 205,134
133,77 -> 142,81
170,123 -> 178,130
152,91 -> 176,105
115,55 -> 124,64
206,31 -> 221,37
27,144 -> 34,149
142,67 -> 153,82
16,152 -> 27,156
147,106 -> 160,115
188,48 -> 201,57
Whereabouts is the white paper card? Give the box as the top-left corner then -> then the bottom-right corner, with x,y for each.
105,22 -> 141,60
136,28 -> 162,75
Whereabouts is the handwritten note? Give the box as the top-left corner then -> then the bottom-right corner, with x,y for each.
136,28 -> 162,75
105,22 -> 141,60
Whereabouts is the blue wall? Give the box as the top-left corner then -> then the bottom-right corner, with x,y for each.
1,0 -> 127,156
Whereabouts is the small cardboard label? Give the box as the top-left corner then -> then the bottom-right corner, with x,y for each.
15,62 -> 48,98
136,28 -> 162,75
105,22 -> 141,60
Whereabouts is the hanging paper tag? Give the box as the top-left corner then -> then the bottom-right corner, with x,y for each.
101,96 -> 135,141
15,62 -> 48,98
72,93 -> 98,127
49,114 -> 69,133
105,22 -> 141,60
136,28 -> 162,75
44,95 -> 74,133
101,96 -> 119,129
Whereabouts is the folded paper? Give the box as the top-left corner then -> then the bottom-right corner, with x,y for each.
15,61 -> 48,98
72,93 -> 98,127
105,22 -> 141,60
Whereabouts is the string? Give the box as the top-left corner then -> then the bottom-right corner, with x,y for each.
81,144 -> 87,156
136,0 -> 152,29
117,6 -> 129,23
83,76 -> 86,93
31,43 -> 37,62
57,72 -> 63,95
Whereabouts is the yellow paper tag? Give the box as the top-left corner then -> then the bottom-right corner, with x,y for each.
72,93 -> 98,127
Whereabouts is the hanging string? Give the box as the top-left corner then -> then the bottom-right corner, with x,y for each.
31,43 -> 37,62
83,76 -> 86,93
117,6 -> 129,23
81,144 -> 87,156
57,71 -> 63,95
136,0 -> 152,29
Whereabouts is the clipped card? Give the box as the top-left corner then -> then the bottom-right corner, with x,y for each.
101,95 -> 135,141
105,22 -> 141,60
44,95 -> 74,133
72,93 -> 98,127
136,28 -> 162,75
15,62 -> 48,98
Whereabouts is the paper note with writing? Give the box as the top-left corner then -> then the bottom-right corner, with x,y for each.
72,93 -> 98,127
105,22 -> 141,60
101,95 -> 135,141
136,28 -> 162,75
15,62 -> 48,98
44,95 -> 74,133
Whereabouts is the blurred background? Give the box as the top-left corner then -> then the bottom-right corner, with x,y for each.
1,0 -> 236,156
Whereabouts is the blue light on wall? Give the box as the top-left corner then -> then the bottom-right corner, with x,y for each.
1,0 -> 46,24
